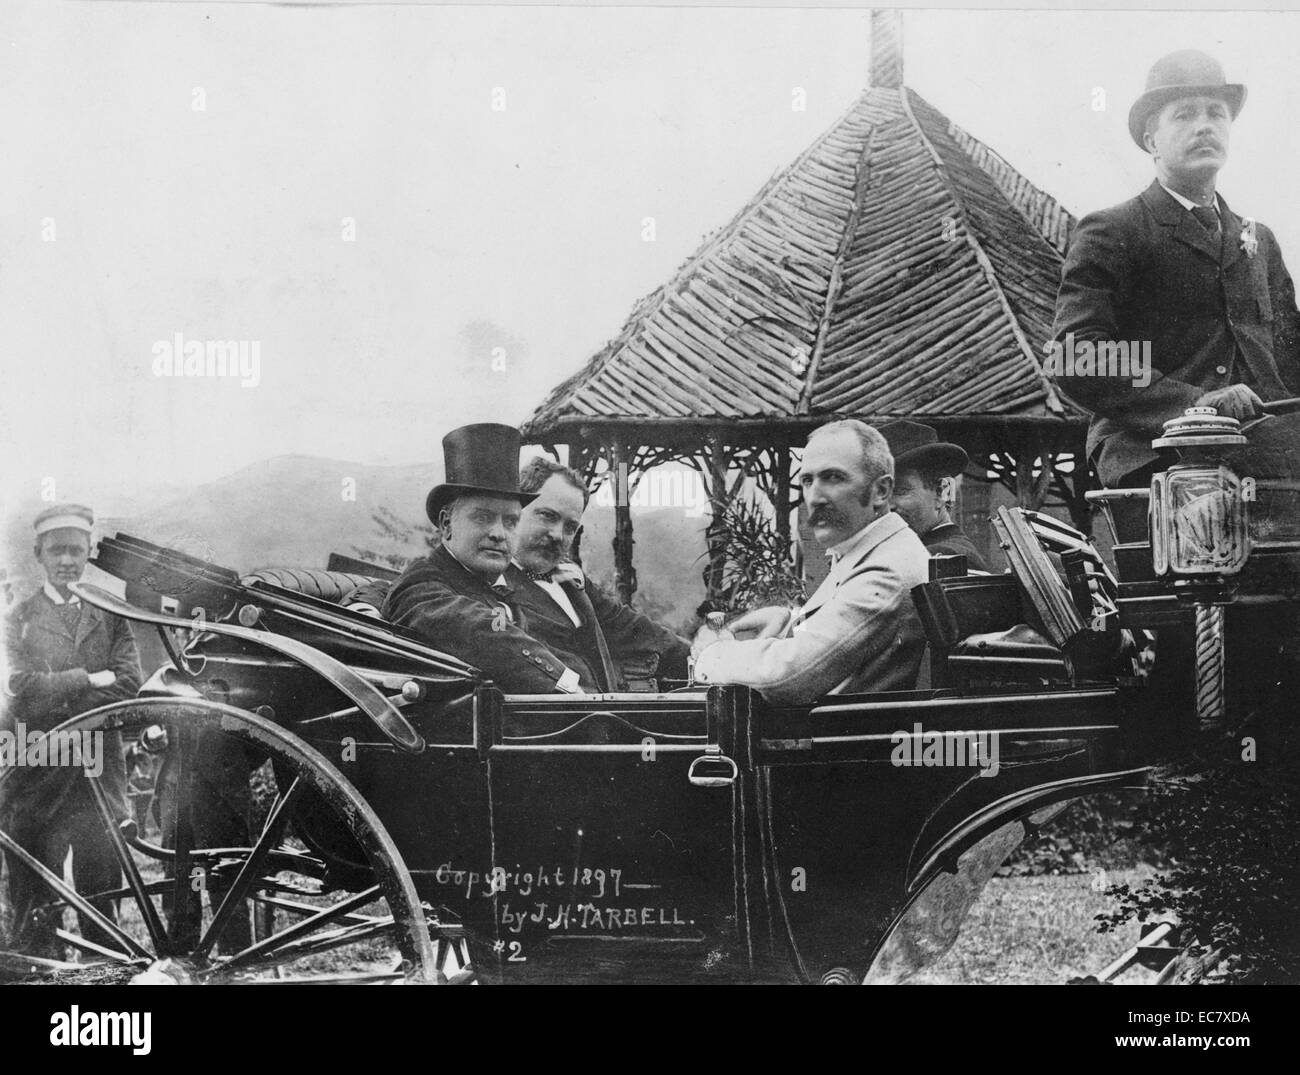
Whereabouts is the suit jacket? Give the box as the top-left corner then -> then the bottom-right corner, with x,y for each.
922,523 -> 990,573
2,588 -> 140,819
1051,180 -> 1300,485
504,564 -> 690,692
381,545 -> 577,694
693,513 -> 931,705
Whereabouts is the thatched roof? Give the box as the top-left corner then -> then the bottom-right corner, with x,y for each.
523,81 -> 1081,444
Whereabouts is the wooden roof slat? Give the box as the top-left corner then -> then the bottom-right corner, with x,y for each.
522,82 -> 1082,440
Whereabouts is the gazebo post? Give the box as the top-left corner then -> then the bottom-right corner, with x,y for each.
610,439 -> 637,604
773,440 -> 792,546
703,432 -> 729,604
1013,431 -> 1054,512
568,440 -> 590,567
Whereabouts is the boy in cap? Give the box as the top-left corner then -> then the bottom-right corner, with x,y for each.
2,504 -> 140,956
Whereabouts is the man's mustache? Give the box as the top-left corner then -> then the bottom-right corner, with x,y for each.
808,506 -> 847,528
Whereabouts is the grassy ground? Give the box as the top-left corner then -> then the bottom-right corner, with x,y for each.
906,867 -> 1161,985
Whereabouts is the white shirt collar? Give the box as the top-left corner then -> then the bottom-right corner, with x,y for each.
511,558 -> 581,626
1160,182 -> 1220,216
43,581 -> 80,606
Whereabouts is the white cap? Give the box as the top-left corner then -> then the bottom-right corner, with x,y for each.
33,503 -> 94,537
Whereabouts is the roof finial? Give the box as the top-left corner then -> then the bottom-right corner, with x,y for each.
870,9 -> 904,89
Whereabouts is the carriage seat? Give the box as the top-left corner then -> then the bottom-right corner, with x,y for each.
911,572 -> 1070,687
947,623 -> 1070,678
240,567 -> 379,606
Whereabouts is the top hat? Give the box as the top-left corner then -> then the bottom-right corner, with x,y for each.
425,423 -> 536,524
33,503 -> 94,537
1128,50 -> 1246,150
875,421 -> 969,477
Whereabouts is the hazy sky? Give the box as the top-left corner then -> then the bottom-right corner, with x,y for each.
3,3 -> 1298,515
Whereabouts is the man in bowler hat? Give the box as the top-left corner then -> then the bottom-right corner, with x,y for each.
879,421 -> 990,572
381,424 -> 586,693
1052,49 -> 1300,490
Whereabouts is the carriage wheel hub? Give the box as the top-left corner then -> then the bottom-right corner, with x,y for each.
129,958 -> 197,985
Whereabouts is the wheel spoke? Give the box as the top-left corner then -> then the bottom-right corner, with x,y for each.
244,916 -> 396,965
252,892 -> 384,926
208,885 -> 382,974
196,776 -> 307,959
85,773 -> 171,956
53,928 -> 139,965
240,970 -> 407,985
0,828 -> 152,961
168,724 -> 199,952
0,950 -> 82,977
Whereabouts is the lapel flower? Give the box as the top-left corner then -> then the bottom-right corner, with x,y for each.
1240,217 -> 1259,259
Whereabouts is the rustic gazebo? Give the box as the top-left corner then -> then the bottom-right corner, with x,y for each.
522,11 -> 1088,604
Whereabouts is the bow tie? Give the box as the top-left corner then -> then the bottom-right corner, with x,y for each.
523,567 -> 556,584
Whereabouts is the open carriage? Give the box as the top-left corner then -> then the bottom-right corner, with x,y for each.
1,408 -> 1294,985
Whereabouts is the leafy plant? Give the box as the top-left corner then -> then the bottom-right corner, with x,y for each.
703,494 -> 804,615
1095,742 -> 1300,984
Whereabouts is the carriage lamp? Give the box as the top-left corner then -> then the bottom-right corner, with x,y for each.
1149,407 -> 1252,733
1149,409 -> 1250,581
1149,465 -> 1250,578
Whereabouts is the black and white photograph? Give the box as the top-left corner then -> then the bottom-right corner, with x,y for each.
0,0 -> 1294,1043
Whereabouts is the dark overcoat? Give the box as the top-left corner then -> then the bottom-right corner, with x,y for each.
2,589 -> 140,821
1051,180 -> 1300,484
381,545 -> 575,693
504,565 -> 690,692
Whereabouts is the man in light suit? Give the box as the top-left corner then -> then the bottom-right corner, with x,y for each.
692,420 -> 931,705
506,457 -> 690,692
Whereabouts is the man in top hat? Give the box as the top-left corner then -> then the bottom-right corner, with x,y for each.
2,504 -> 140,956
380,424 -> 587,693
1052,49 -> 1300,489
691,419 -> 930,705
878,421 -> 990,573
504,456 -> 690,691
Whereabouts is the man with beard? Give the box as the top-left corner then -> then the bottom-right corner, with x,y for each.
692,420 -> 930,704
505,457 -> 690,692
381,424 -> 584,693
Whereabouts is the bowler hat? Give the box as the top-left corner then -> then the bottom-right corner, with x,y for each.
875,421 -> 969,477
425,423 -> 536,524
1128,50 -> 1246,151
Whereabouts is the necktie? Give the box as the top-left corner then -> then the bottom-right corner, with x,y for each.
490,582 -> 512,598
1191,205 -> 1221,236
60,601 -> 82,633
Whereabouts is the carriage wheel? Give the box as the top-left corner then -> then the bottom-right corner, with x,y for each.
0,698 -> 441,984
